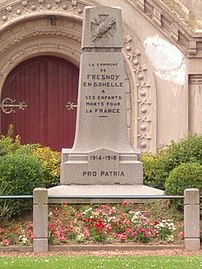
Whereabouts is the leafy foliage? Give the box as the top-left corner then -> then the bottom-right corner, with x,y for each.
165,163 -> 202,195
141,150 -> 175,190
0,134 -> 21,157
142,134 -> 202,190
0,153 -> 45,221
0,129 -> 60,220
0,153 -> 45,194
33,146 -> 60,188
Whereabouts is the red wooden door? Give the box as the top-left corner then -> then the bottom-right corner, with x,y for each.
1,56 -> 79,151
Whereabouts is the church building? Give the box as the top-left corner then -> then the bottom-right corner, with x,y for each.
0,0 -> 201,152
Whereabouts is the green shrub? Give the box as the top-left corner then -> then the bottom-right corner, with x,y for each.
0,129 -> 61,220
165,163 -> 202,195
141,153 -> 154,182
141,151 -> 171,190
0,153 -> 45,221
0,135 -> 21,156
33,146 -> 60,188
141,153 -> 158,187
142,134 -> 202,190
166,134 -> 202,164
0,125 -> 21,156
0,126 -> 61,188
16,143 -> 39,155
165,162 -> 202,209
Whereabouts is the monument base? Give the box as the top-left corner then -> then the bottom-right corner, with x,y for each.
48,185 -> 164,203
60,148 -> 143,185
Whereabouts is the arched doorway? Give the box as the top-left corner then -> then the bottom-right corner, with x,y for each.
1,56 -> 79,151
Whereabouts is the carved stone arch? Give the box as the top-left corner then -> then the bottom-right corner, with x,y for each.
0,14 -> 83,136
0,0 -> 157,151
0,16 -> 82,89
123,27 -> 157,152
0,0 -> 84,30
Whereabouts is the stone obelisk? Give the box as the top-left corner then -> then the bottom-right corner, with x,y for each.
60,6 -> 143,185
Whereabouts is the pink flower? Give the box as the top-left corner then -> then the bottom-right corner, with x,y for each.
113,233 -> 127,241
77,213 -> 82,218
28,230 -> 33,240
119,234 -> 127,241
178,231 -> 184,239
144,231 -> 149,238
59,234 -> 65,241
2,239 -> 10,246
125,227 -> 132,233
83,228 -> 90,238
131,232 -> 137,237
136,227 -> 143,233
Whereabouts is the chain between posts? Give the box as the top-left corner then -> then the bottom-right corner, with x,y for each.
1,195 -> 202,200
0,195 -> 185,200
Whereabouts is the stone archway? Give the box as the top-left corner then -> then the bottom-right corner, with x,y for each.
0,15 -> 82,149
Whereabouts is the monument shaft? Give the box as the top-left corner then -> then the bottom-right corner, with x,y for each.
73,52 -> 131,152
60,6 -> 143,185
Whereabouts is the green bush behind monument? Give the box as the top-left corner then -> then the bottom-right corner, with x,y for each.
142,134 -> 202,194
165,162 -> 202,193
0,129 -> 60,221
0,152 -> 44,221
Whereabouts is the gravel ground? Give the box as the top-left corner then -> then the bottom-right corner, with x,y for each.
0,249 -> 202,257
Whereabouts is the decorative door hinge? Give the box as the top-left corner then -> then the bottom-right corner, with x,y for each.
0,97 -> 27,114
66,101 -> 77,110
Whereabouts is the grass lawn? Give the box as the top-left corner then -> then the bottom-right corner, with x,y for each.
0,255 -> 201,269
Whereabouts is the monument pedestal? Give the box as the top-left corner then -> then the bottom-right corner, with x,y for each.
48,185 -> 164,203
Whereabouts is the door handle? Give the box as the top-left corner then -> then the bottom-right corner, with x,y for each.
0,98 -> 27,114
66,101 -> 77,111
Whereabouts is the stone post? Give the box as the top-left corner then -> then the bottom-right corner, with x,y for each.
33,188 -> 48,252
184,188 -> 200,251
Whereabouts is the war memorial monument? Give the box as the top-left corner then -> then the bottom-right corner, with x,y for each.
49,6 -> 163,198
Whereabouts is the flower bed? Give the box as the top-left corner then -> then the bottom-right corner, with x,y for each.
0,221 -> 33,246
0,203 -> 183,246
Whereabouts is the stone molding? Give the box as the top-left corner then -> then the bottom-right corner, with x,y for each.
189,74 -> 202,85
0,0 -> 84,27
123,33 -> 156,151
127,0 -> 202,58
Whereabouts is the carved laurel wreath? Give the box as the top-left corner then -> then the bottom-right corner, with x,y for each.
92,16 -> 116,41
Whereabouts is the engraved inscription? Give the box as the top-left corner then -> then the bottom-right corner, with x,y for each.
82,171 -> 125,177
82,59 -> 124,117
89,154 -> 117,160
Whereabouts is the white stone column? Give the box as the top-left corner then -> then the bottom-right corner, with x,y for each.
184,188 -> 200,251
33,188 -> 48,252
